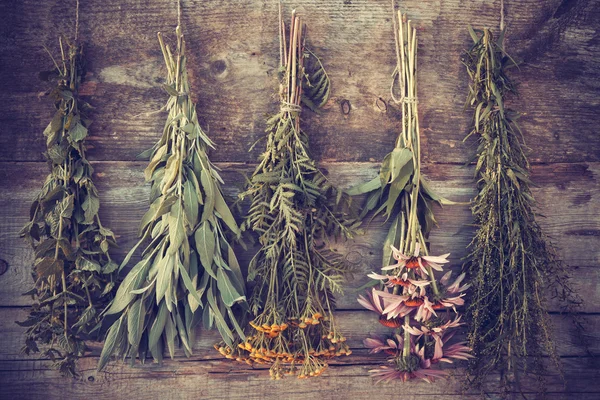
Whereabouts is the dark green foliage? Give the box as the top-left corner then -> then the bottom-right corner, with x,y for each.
18,38 -> 118,377
217,11 -> 359,379
96,26 -> 248,371
462,27 -> 586,394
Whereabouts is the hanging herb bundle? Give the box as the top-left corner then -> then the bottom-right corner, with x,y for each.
215,7 -> 360,379
18,37 -> 119,377
462,27 -> 585,392
97,24 -> 248,370
352,9 -> 472,383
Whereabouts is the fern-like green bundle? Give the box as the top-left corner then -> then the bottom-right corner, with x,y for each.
97,25 -> 247,371
215,9 -> 360,379
462,27 -> 585,393
19,37 -> 119,377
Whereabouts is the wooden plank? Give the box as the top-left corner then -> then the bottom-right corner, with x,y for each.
0,1 -> 598,163
0,356 -> 597,400
1,306 -> 596,361
1,162 -> 598,310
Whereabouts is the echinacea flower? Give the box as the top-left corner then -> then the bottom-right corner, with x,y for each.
430,271 -> 470,312
404,316 -> 464,359
363,334 -> 404,355
358,288 -> 410,327
368,343 -> 450,383
436,341 -> 473,363
382,243 -> 450,277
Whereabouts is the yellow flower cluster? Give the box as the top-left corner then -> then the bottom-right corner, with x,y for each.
215,312 -> 352,379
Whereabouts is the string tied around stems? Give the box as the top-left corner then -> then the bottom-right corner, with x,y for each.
280,101 -> 303,114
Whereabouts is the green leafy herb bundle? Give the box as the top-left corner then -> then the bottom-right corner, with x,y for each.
347,11 -> 453,270
462,27 -> 585,392
18,37 -> 119,377
353,9 -> 471,383
215,8 -> 360,379
97,25 -> 248,370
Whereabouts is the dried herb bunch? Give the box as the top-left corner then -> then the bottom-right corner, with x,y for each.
97,25 -> 248,370
18,37 -> 119,377
462,27 -> 584,391
215,8 -> 360,379
353,10 -> 472,383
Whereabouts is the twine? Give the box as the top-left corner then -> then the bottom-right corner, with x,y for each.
280,102 -> 303,113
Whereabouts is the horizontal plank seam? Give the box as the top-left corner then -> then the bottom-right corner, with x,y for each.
2,304 -> 599,316
0,160 -> 597,167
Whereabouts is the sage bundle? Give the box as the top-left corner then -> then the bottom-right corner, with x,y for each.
215,8 -> 360,379
462,27 -> 584,391
97,25 -> 247,370
18,37 -> 119,376
352,10 -> 471,382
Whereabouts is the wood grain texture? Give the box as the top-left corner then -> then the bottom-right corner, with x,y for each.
0,0 -> 599,164
0,355 -> 598,400
0,0 -> 599,399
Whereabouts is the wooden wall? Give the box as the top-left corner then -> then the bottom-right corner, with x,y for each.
0,0 -> 599,399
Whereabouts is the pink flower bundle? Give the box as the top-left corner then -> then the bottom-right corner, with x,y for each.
359,246 -> 472,383
351,6 -> 473,383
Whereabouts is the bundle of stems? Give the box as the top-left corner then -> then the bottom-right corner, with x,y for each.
18,37 -> 119,376
215,7 -> 360,379
353,9 -> 471,383
462,27 -> 586,393
97,25 -> 248,370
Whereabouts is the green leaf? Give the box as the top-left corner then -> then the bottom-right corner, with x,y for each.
168,202 -> 185,253
164,313 -> 176,358
183,180 -> 199,228
97,315 -> 125,371
346,176 -> 381,196
200,170 -> 215,222
106,256 -> 153,315
76,257 -> 101,272
216,269 -> 246,307
227,245 -> 244,290
103,261 -> 119,274
383,214 -> 401,267
214,190 -> 240,235
156,254 -> 173,305
127,299 -> 145,349
43,110 -> 63,145
506,168 -> 520,190
82,193 -> 100,224
386,161 -> 413,216
389,148 -> 413,183
162,83 -> 179,97
206,285 -> 233,345
148,301 -> 168,350
144,145 -> 168,181
68,123 -> 88,142
194,221 -> 216,278
72,305 -> 96,331
177,258 -> 201,304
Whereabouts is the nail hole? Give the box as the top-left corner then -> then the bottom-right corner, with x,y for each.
376,97 -> 387,113
0,259 -> 8,275
210,59 -> 227,76
340,99 -> 351,115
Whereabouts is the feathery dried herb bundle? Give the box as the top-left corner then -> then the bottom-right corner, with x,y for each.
353,9 -> 471,383
18,37 -> 118,377
97,25 -> 247,371
462,27 -> 585,392
215,7 -> 360,379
